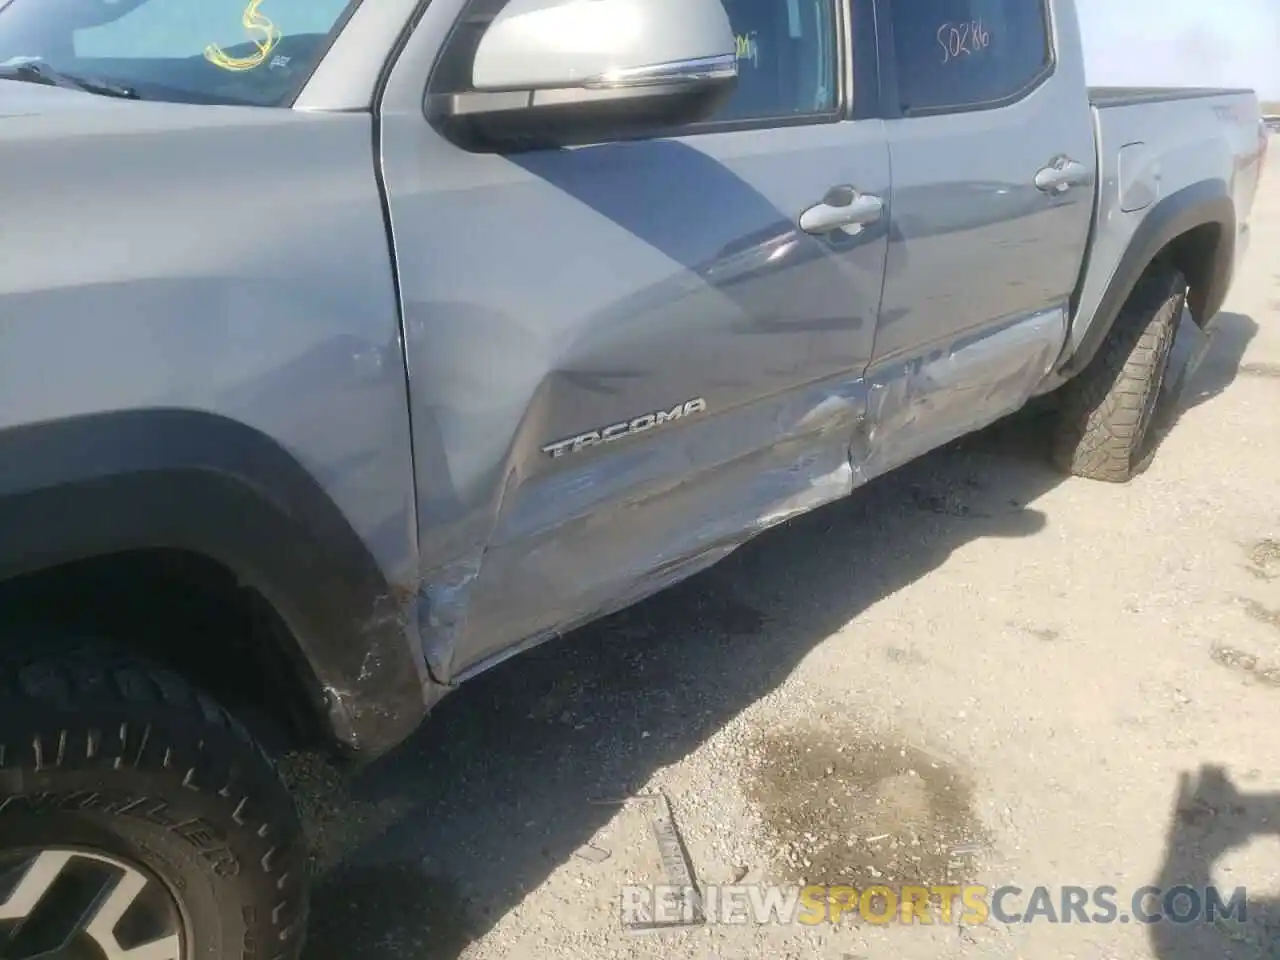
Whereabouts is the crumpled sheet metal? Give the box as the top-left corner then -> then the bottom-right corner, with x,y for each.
854,305 -> 1066,484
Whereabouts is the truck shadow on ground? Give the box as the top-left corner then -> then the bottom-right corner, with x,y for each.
298,311 -> 1258,959
1139,310 -> 1257,469
1149,765 -> 1280,960
1160,310 -> 1258,421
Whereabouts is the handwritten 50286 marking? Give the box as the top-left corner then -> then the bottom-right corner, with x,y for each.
937,20 -> 991,63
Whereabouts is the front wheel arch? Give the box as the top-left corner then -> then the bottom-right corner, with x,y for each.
0,410 -> 432,759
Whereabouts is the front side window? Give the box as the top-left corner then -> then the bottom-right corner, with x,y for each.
0,0 -> 356,106
711,0 -> 839,124
889,0 -> 1052,114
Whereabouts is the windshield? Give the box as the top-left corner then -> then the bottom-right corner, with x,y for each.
0,0 -> 359,106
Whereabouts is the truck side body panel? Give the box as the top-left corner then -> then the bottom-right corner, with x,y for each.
0,93 -> 432,751
1059,89 -> 1263,377
378,0 -> 891,681
860,0 -> 1098,478
374,0 -> 1259,686
0,0 -> 1261,757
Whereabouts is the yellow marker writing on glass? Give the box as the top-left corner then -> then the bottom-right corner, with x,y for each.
205,0 -> 278,72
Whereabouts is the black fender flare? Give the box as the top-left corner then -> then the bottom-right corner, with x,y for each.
1059,179 -> 1236,379
0,409 -> 431,757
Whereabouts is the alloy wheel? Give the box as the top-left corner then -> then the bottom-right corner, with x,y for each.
0,848 -> 184,960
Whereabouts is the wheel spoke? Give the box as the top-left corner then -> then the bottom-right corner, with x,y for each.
0,850 -> 184,960
99,931 -> 184,960
0,852 -> 76,921
84,869 -> 147,939
84,869 -> 183,960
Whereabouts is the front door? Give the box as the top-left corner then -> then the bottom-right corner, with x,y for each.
860,0 -> 1097,476
378,0 -> 892,679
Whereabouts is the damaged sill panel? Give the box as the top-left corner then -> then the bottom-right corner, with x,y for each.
429,302 -> 1066,684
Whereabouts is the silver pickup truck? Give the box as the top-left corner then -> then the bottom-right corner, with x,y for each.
0,0 -> 1268,955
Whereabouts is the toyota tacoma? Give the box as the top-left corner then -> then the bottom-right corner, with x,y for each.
0,0 -> 1267,956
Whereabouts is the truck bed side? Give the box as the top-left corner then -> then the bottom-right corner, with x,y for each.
1049,87 -> 1265,384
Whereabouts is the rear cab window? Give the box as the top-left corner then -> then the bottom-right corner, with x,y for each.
887,0 -> 1053,113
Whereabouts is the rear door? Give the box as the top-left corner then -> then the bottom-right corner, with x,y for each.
860,0 -> 1097,476
378,0 -> 891,678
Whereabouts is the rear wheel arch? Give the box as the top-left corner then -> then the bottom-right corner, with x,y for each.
1061,179 -> 1236,380
1162,218 -> 1230,324
0,410 -> 432,759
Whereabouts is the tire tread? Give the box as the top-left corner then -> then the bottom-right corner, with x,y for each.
0,639 -> 308,960
1052,267 -> 1186,482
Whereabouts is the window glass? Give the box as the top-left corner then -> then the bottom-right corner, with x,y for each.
712,0 -> 839,123
889,0 -> 1051,113
0,0 -> 356,106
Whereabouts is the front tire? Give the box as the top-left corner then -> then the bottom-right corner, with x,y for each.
0,642 -> 309,960
1051,266 -> 1187,482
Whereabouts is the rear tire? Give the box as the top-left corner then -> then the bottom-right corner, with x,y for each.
1051,266 -> 1187,482
0,639 -> 309,960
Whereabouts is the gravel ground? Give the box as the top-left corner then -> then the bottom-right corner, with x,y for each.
287,157 -> 1280,960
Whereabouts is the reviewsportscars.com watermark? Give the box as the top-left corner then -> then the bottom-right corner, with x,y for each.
619,883 -> 1249,930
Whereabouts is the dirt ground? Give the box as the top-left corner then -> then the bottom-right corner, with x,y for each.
287,157 -> 1280,960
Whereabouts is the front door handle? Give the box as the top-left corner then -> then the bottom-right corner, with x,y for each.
799,185 -> 884,236
1035,156 -> 1089,194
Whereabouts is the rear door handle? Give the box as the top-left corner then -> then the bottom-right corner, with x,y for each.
1035,156 -> 1089,194
799,185 -> 884,236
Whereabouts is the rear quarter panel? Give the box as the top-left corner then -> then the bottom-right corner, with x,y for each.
1064,90 -> 1262,363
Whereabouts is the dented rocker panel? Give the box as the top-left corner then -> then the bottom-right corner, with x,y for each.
405,301 -> 1067,685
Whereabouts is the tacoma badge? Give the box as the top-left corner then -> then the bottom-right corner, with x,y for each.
542,398 -> 708,458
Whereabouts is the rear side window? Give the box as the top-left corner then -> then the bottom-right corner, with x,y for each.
710,0 -> 839,124
888,0 -> 1052,114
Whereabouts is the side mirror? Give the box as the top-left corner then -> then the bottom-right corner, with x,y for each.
427,0 -> 738,152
